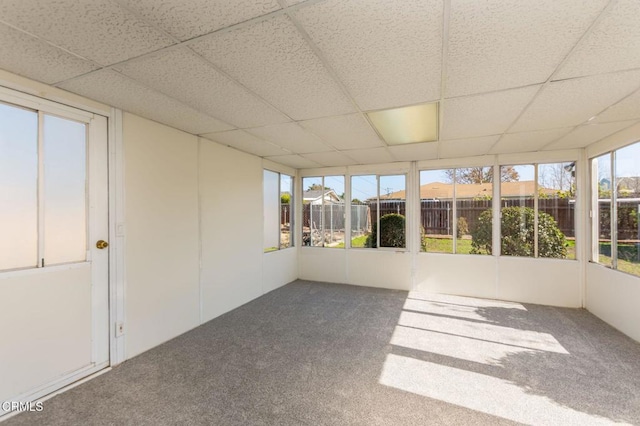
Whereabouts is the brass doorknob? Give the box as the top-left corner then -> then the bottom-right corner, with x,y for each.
96,240 -> 109,249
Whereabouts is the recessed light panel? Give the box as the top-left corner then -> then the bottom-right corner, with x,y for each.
367,103 -> 438,145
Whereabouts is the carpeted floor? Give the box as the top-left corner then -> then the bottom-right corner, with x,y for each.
6,280 -> 640,425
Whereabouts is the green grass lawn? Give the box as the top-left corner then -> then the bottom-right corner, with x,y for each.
335,235 -> 368,248
599,255 -> 640,276
423,237 -> 473,254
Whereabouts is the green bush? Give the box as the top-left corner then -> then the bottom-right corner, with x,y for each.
470,206 -> 567,258
366,213 -> 406,248
457,216 -> 469,238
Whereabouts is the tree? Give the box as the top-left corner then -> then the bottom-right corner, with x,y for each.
538,162 -> 575,195
307,183 -> 330,191
280,193 -> 290,204
365,214 -> 405,248
443,167 -> 519,184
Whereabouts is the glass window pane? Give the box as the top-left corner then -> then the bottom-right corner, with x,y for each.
595,154 -> 613,267
263,170 -> 279,252
500,165 -> 535,257
280,174 -> 293,249
420,170 -> 453,253
323,176 -> 345,248
302,177 -> 323,246
457,166 -> 493,255
615,142 -> 640,276
379,175 -> 405,248
538,162 -> 575,260
351,175 -> 376,248
43,115 -> 87,265
0,103 -> 38,270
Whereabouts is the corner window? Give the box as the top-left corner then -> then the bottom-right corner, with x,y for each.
302,176 -> 345,248
592,142 -> 640,276
350,174 -> 406,249
263,170 -> 294,252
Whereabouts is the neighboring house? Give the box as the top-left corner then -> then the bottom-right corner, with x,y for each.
379,181 -> 559,201
303,189 -> 342,205
617,177 -> 640,197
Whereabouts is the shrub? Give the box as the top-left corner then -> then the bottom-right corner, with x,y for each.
366,213 -> 405,248
470,206 -> 567,258
457,217 -> 469,238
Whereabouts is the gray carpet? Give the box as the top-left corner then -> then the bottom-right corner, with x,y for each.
6,280 -> 640,425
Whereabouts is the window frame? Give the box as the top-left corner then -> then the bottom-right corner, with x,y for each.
263,169 -> 294,253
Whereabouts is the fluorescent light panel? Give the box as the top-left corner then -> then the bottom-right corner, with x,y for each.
368,102 -> 438,145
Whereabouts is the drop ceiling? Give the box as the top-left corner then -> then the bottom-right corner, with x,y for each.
1,0 -> 639,169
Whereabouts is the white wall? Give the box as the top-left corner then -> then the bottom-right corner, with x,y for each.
123,115 -> 298,359
123,113 -> 201,358
586,264 -> 640,342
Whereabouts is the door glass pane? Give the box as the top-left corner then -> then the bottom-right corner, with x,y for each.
615,142 -> 640,276
351,175 -> 376,248
302,177 -> 323,246
500,165 -> 535,257
0,103 -> 38,270
538,162 -> 575,260
595,154 -> 612,266
280,174 -> 293,249
323,176 -> 345,248
379,175 -> 406,248
43,115 -> 87,265
457,166 -> 493,255
420,169 -> 453,253
263,170 -> 279,252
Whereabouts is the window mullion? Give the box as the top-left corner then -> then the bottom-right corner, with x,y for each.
534,164 -> 539,258
452,169 -> 457,254
611,152 -> 618,269
376,175 -> 380,249
37,111 -> 45,268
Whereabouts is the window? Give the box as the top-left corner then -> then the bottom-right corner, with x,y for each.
420,167 -> 493,255
592,141 -> 640,276
350,174 -> 406,249
500,163 -> 575,259
0,102 -> 87,271
263,170 -> 294,252
302,176 -> 345,248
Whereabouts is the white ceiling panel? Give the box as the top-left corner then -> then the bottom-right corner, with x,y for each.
556,0 -> 640,80
117,48 -> 289,129
264,154 -> 321,169
246,122 -> 333,154
202,130 -> 289,157
490,128 -> 572,154
439,136 -> 499,159
545,120 -> 638,150
302,151 -> 358,167
0,0 -> 174,65
387,142 -> 438,162
446,0 -> 607,98
0,23 -> 98,85
190,15 -> 355,120
59,70 -> 233,134
441,85 -> 539,140
117,0 -> 281,41
511,70 -> 640,133
294,0 -> 443,111
299,114 -> 384,150
596,89 -> 640,123
342,148 -> 395,165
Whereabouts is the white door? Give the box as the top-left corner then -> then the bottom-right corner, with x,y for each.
0,93 -> 109,417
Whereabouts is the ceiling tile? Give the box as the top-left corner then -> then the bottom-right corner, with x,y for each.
0,0 -> 174,65
202,130 -> 289,157
59,70 -> 233,134
190,15 -> 355,120
118,48 -> 289,128
596,89 -> 640,123
117,0 -> 281,41
246,122 -> 332,154
0,23 -> 98,85
264,154 -> 320,169
298,114 -> 384,150
302,151 -> 358,167
293,0 -> 443,111
387,142 -> 438,162
446,0 -> 608,97
511,70 -> 640,132
545,120 -> 637,150
556,0 -> 640,79
490,128 -> 572,154
341,148 -> 395,165
439,136 -> 499,159
441,86 -> 539,140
